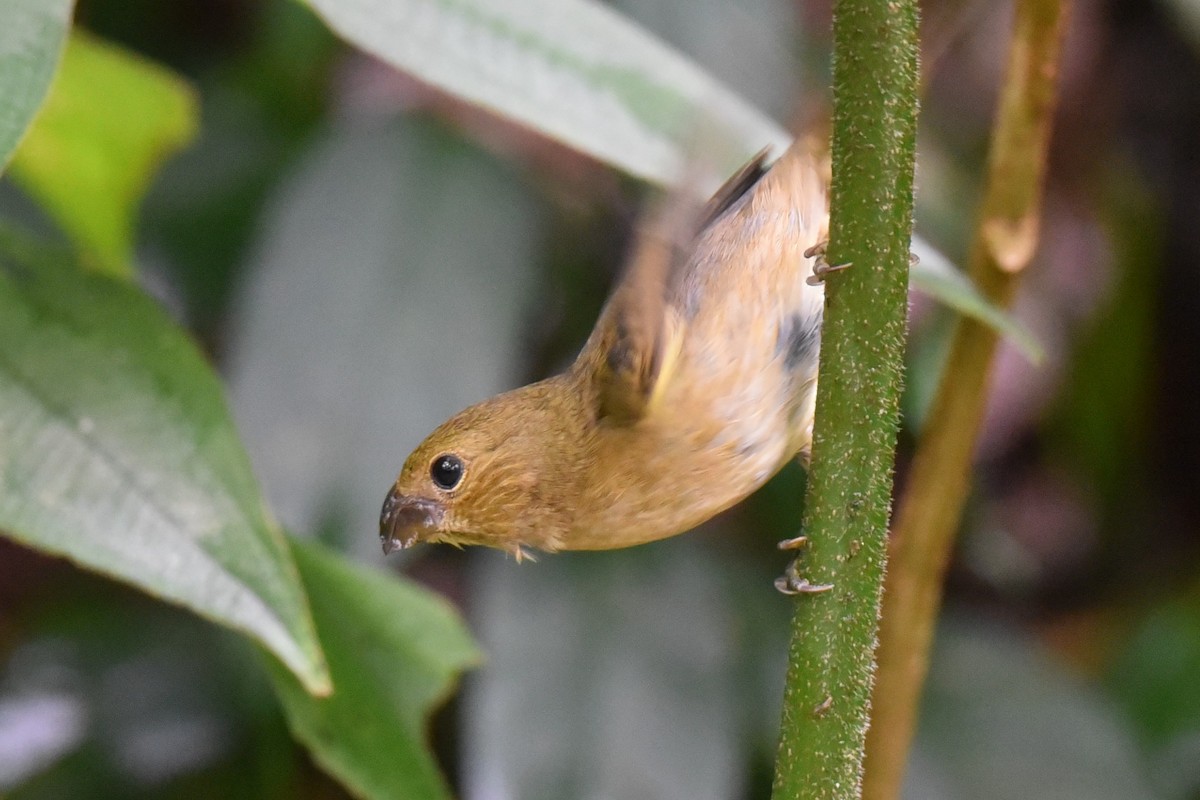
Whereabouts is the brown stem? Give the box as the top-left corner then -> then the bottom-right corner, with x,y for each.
861,1 -> 1072,797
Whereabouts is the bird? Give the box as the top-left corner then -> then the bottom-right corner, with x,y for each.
380,140 -> 838,592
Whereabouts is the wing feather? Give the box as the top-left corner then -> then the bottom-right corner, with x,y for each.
589,147 -> 775,424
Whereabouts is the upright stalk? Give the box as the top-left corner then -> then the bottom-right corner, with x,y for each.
862,1 -> 1071,797
770,0 -> 919,797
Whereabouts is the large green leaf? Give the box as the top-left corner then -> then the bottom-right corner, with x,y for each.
267,539 -> 482,800
9,32 -> 198,278
300,0 -> 790,184
0,225 -> 330,697
0,0 -> 73,172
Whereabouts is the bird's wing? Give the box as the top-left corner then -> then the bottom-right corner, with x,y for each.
588,148 -> 773,425
695,146 -> 772,232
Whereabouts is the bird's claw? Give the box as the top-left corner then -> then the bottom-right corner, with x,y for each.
774,536 -> 833,595
509,544 -> 535,563
804,241 -> 852,286
775,567 -> 834,596
803,242 -> 915,286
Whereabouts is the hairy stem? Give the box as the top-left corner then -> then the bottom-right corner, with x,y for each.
770,0 -> 919,797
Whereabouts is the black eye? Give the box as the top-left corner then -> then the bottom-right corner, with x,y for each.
430,454 -> 464,490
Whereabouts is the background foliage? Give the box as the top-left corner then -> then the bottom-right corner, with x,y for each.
2,0 -> 1200,798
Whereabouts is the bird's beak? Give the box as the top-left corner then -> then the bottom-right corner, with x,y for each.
379,487 -> 445,555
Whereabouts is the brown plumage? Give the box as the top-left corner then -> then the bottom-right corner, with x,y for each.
380,142 -> 830,560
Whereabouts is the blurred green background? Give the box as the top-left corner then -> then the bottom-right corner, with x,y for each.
2,0 -> 1200,798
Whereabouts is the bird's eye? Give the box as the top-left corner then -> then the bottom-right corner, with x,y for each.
430,454 -> 464,491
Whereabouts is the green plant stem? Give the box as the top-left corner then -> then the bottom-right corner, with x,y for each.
770,1 -> 919,797
861,1 -> 1071,798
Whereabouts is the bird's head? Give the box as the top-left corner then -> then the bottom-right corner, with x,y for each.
379,377 -> 587,559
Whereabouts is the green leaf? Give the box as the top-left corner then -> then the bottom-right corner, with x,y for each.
299,0 -> 790,184
9,31 -> 198,278
0,0 -> 73,172
1108,603 -> 1200,749
267,539 -> 482,800
0,225 -> 330,697
910,239 -> 1044,363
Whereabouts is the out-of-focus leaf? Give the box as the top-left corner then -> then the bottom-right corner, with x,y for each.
907,619 -> 1159,800
910,238 -> 1043,363
9,32 -> 198,278
299,0 -> 790,184
266,538 -> 481,800
0,0 -> 73,172
1050,176 -> 1157,507
0,226 -> 330,697
1162,0 -> 1200,54
0,580 -> 296,798
604,0 -> 801,124
226,117 -> 544,556
139,0 -> 339,330
465,540 -> 747,800
1107,602 -> 1200,797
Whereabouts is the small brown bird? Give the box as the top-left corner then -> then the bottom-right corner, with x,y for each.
380,141 -> 834,586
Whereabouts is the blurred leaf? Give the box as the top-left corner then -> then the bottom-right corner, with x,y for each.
1050,172 -> 1157,508
9,31 -> 198,278
299,0 -> 790,184
907,619 -> 1160,800
226,116 -> 544,556
465,540 -> 749,800
0,225 -> 330,697
139,0 -> 340,330
266,539 -> 481,800
1108,602 -> 1200,798
140,89 -> 301,330
1120,601 -> 1200,730
910,238 -> 1043,363
606,0 -> 801,122
0,0 -> 73,173
900,308 -> 956,433
1162,0 -> 1200,54
1,581 -> 297,798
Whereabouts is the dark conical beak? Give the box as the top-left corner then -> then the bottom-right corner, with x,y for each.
379,487 -> 444,555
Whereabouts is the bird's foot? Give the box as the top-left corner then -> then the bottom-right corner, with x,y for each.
774,535 -> 834,595
804,241 -> 852,287
777,535 -> 810,550
509,544 -> 536,563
